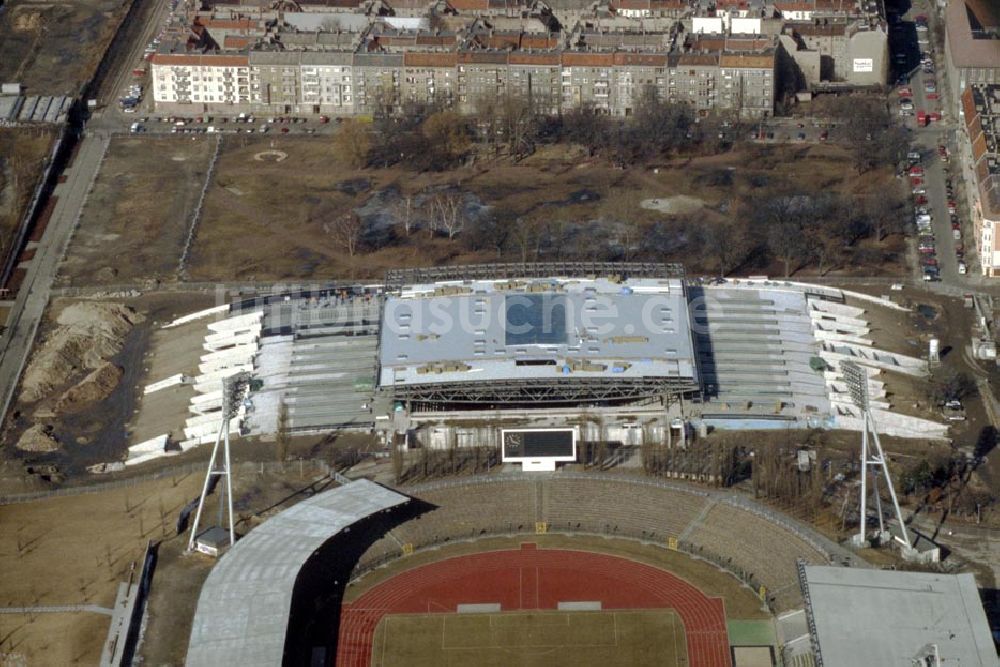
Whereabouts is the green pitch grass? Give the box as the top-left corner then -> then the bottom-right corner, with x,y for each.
370,609 -> 688,666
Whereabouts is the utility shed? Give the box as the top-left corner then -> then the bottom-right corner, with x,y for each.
801,565 -> 998,667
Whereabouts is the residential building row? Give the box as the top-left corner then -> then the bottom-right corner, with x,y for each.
151,47 -> 776,117
960,84 -> 1000,277
148,0 -> 888,117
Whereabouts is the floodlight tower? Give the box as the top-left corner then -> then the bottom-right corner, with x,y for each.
188,371 -> 251,551
842,361 -> 911,550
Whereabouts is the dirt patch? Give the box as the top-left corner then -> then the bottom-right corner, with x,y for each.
253,150 -> 287,162
59,136 -> 214,286
56,361 -> 123,413
19,301 -> 142,403
11,8 -> 42,32
0,0 -> 126,95
0,128 -> 55,254
640,195 -> 706,215
15,423 -> 59,452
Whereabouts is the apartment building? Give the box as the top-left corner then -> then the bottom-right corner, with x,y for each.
960,84 -> 1000,276
945,0 -> 1000,118
153,46 -> 776,117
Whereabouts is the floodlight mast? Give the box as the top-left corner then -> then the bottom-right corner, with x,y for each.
842,361 -> 911,550
187,372 -> 251,551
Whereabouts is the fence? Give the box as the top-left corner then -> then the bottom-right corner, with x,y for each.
176,134 -> 222,278
115,540 -> 157,667
0,458 -> 333,505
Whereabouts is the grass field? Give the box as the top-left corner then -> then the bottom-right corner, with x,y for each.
370,610 -> 687,667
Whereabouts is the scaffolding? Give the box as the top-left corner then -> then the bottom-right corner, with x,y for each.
385,262 -> 685,289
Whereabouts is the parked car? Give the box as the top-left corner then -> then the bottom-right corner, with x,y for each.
909,166 -> 924,176
916,195 -> 929,205
953,228 -> 962,240
913,187 -> 927,195
927,93 -> 940,100
958,261 -> 968,275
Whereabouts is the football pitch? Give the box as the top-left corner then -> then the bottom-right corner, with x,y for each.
370,609 -> 688,666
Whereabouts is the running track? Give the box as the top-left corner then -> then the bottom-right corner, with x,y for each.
336,543 -> 732,667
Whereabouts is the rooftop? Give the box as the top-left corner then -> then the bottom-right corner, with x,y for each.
379,277 -> 698,394
186,480 -> 408,667
947,0 -> 1000,68
802,566 -> 996,667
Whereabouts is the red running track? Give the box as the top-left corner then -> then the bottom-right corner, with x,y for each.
336,543 -> 732,667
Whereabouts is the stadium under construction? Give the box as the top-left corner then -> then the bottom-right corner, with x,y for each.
132,263 -> 950,467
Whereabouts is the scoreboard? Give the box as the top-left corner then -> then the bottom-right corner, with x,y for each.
501,429 -> 577,471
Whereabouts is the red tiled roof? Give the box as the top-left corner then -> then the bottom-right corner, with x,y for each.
404,52 -> 458,66
561,52 -> 616,66
508,52 -> 560,65
448,0 -> 489,9
613,52 -> 668,66
971,132 -> 989,163
151,53 -> 249,66
223,35 -> 251,49
457,51 -> 509,63
961,85 -> 978,129
677,53 -> 719,66
719,53 -> 774,68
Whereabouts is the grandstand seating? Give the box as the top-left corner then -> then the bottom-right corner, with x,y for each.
541,477 -> 710,539
352,475 -> 832,612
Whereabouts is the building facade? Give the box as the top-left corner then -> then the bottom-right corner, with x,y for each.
151,47 -> 776,117
960,84 -> 1000,276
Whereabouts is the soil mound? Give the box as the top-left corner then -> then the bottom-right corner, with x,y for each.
16,425 -> 59,453
20,302 -> 144,403
56,362 -> 124,413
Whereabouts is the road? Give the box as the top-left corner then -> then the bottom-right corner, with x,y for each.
0,134 -> 110,434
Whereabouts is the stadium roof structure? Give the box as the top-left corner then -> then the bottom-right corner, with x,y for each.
186,480 -> 409,667
800,565 -> 997,667
378,273 -> 699,405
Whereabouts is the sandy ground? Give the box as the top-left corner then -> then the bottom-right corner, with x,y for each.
0,611 -> 109,665
0,472 -> 205,664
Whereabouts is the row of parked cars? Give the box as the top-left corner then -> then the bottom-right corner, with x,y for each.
914,146 -> 966,281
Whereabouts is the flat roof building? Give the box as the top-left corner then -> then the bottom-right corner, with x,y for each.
378,266 -> 699,405
801,565 -> 997,667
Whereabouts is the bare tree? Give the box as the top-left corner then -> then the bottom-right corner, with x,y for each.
707,221 -> 750,277
511,217 -> 539,262
767,219 -> 809,277
276,399 -> 290,462
334,119 -> 371,169
429,191 -> 466,239
393,193 -> 417,236
325,213 -> 364,256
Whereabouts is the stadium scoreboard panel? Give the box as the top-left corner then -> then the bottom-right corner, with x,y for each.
501,429 -> 577,471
